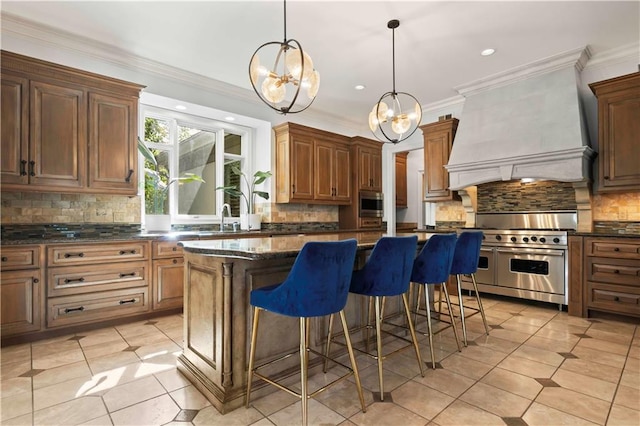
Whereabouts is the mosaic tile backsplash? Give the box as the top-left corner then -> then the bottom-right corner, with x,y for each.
477,180 -> 577,212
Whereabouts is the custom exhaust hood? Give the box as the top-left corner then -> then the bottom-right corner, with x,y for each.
446,48 -> 595,191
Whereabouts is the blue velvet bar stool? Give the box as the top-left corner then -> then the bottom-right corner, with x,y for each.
410,233 -> 462,368
245,239 -> 366,426
450,231 -> 490,346
324,236 -> 424,402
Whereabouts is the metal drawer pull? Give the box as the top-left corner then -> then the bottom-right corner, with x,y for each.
65,306 -> 85,313
119,250 -> 136,255
29,160 -> 35,176
119,272 -> 136,278
1,257 -> 7,262
614,247 -> 620,251
119,299 -> 136,305
125,169 -> 134,182
64,277 -> 85,283
172,247 -> 177,251
614,296 -> 620,302
20,160 -> 27,176
64,252 -> 84,258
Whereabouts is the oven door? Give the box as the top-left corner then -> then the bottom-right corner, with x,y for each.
496,248 -> 566,295
475,247 -> 495,285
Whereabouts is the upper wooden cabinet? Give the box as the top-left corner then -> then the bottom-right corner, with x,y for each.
274,122 -> 351,205
396,152 -> 408,208
420,118 -> 459,201
0,50 -> 144,195
353,137 -> 382,192
589,72 -> 640,193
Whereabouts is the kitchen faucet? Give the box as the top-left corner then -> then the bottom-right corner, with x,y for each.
220,203 -> 232,232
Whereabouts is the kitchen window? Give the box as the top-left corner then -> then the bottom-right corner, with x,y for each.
140,104 -> 250,224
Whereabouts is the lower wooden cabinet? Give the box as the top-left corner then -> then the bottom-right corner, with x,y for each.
153,257 -> 185,310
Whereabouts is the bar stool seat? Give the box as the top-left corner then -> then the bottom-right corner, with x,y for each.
410,233 -> 461,368
325,236 -> 424,401
246,239 -> 366,425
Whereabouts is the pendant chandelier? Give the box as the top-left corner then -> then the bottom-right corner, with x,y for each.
369,19 -> 422,144
249,0 -> 319,115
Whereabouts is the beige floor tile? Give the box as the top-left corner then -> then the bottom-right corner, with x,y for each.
629,345 -> 640,360
559,358 -> 622,384
589,320 -> 636,336
586,328 -> 634,345
32,347 -> 85,370
1,376 -> 32,398
551,369 -> 617,402
110,394 -> 180,425
194,405 -> 264,426
34,376 -> 99,411
439,353 -> 492,380
125,330 -> 173,347
32,360 -> 92,390
82,340 -> 130,360
459,381 -> 531,417
471,334 -> 521,354
30,333 -> 76,348
1,413 -> 33,425
135,340 -> 182,360
498,355 -> 558,378
614,384 -> 640,410
391,380 -> 454,421
523,401 -> 598,425
250,388 -> 299,417
620,367 -> 640,389
500,319 -> 543,335
512,345 -> 565,367
383,350 -> 425,379
480,367 -> 543,400
524,335 -> 577,353
357,363 -> 411,395
155,368 -> 191,392
308,370 -> 373,418
86,350 -> 140,374
85,361 -> 149,393
78,327 -> 124,347
534,326 -> 581,343
571,346 -> 627,369
33,396 -> 107,426
349,399 -> 427,426
31,339 -> 80,359
169,385 -> 211,410
485,327 -> 531,344
268,398 -> 345,425
457,344 -> 507,366
624,356 -> 639,373
576,337 -> 630,356
79,414 -> 114,425
1,344 -> 31,364
1,360 -> 31,380
102,375 -> 166,412
432,399 -> 502,426
535,387 -> 610,424
251,418 -> 278,426
413,368 -> 476,398
1,389 -> 32,421
607,404 -> 640,426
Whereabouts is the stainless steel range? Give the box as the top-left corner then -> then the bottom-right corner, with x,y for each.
459,211 -> 576,308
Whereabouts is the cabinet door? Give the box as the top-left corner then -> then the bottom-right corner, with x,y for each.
371,149 -> 382,192
88,92 -> 138,194
314,140 -> 335,201
333,144 -> 351,202
1,269 -> 42,336
30,80 -> 86,189
153,257 -> 184,310
424,129 -> 451,200
290,136 -> 314,201
1,74 -> 29,185
396,153 -> 408,207
358,148 -> 373,190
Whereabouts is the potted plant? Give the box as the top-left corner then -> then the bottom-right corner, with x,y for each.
139,138 -> 204,231
216,165 -> 272,230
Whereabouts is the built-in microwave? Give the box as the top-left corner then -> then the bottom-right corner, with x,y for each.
359,191 -> 384,217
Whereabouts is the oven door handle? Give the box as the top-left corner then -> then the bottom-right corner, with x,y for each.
496,248 -> 565,256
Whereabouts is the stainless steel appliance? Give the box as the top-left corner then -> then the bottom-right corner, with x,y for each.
460,211 -> 575,307
359,191 -> 384,217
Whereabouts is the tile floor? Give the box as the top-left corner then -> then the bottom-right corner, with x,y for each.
1,294 -> 639,425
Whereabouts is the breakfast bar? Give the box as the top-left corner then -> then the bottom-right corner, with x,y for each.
177,232 -> 431,413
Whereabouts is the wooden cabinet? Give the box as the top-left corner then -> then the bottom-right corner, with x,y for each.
1,246 -> 44,337
46,241 -> 150,328
589,72 -> 640,193
420,118 -> 459,201
274,122 -> 351,205
152,240 -> 187,310
0,50 -> 144,195
569,235 -> 640,318
396,152 -> 408,208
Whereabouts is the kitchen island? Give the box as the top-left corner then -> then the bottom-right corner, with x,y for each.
177,232 -> 432,413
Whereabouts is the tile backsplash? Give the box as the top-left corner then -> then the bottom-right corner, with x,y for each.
477,180 -> 577,212
592,192 -> 640,221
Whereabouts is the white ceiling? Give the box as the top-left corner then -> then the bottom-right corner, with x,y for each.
2,1 -> 639,126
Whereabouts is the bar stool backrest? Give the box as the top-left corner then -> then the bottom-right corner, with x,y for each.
450,231 -> 483,275
410,234 -> 457,285
350,236 -> 418,296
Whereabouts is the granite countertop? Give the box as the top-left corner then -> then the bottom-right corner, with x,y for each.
180,232 -> 434,260
570,231 -> 640,238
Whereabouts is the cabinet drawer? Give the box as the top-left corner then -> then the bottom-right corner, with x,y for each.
47,287 -> 149,328
359,217 -> 382,228
48,241 -> 148,266
153,241 -> 185,259
586,238 -> 640,260
586,257 -> 640,286
1,246 -> 41,271
587,282 -> 640,316
47,261 -> 148,297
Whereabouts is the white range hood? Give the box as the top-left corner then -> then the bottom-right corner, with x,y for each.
446,48 -> 595,190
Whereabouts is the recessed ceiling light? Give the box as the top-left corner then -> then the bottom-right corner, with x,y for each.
224,116 -> 235,121
175,105 -> 187,110
481,48 -> 496,56
354,85 -> 366,91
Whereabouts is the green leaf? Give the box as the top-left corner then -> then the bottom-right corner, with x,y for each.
253,190 -> 270,201
138,137 -> 157,169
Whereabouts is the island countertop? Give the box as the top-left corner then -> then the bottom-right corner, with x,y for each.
179,231 -> 436,260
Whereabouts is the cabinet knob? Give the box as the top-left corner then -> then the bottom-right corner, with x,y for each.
1,257 -> 7,262
33,278 -> 39,284
604,176 -> 610,180
614,270 -> 620,274
173,259 -> 178,264
172,247 -> 177,251
613,296 -> 620,302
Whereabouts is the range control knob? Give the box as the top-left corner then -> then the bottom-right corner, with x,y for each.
553,237 -> 560,243
523,237 -> 529,242
510,236 -> 517,242
540,237 -> 546,243
531,236 -> 537,242
495,235 -> 502,241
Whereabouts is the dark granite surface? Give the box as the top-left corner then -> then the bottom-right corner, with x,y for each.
179,232 -> 434,260
570,231 -> 640,238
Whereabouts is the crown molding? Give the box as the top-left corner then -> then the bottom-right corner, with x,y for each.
583,41 -> 640,70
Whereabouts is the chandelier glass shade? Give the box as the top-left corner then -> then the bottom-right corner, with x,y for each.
369,20 -> 422,144
249,0 -> 319,114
